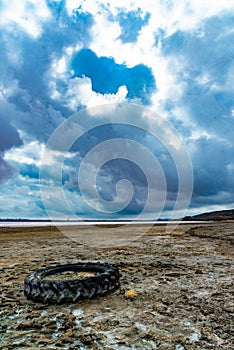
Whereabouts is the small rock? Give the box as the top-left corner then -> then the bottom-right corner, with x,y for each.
16,320 -> 32,329
65,329 -> 74,337
223,302 -> 234,313
38,337 -> 54,345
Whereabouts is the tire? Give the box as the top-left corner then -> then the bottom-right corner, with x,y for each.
24,262 -> 120,304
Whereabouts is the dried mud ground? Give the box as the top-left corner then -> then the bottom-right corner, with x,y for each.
0,222 -> 233,350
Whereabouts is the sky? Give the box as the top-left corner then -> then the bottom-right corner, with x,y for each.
0,0 -> 234,220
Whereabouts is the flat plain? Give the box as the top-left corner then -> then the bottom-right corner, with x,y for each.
0,222 -> 233,349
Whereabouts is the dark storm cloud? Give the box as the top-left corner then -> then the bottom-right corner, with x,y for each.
96,159 -> 148,213
1,1 -> 94,142
0,1 -> 94,187
0,118 -> 22,152
63,122 -> 179,216
0,106 -> 23,183
71,48 -> 156,104
0,0 -> 94,185
1,1 -> 233,218
191,137 -> 234,202
160,12 -> 234,209
0,156 -> 17,184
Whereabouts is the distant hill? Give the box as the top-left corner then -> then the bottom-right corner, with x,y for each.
183,209 -> 234,221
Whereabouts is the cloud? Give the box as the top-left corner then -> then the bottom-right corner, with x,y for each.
0,175 -> 46,218
63,77 -> 128,110
39,104 -> 191,220
0,99 -> 23,183
0,118 -> 22,152
161,13 -> 234,139
117,8 -> 150,43
158,12 -> 234,212
0,0 -> 94,143
0,157 -> 17,184
190,136 -> 234,200
0,0 -> 50,38
0,0 -> 233,218
0,0 -> 95,187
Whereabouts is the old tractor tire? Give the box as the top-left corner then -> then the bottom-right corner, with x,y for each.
24,262 -> 120,304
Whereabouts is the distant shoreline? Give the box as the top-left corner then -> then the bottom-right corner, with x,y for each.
1,208 -> 233,225
0,220 -> 207,228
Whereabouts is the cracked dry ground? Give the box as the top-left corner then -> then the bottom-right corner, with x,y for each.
0,222 -> 233,350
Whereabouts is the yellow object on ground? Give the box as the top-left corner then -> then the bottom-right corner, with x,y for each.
124,289 -> 138,299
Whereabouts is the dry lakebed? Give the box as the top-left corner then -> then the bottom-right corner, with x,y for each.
0,221 -> 233,349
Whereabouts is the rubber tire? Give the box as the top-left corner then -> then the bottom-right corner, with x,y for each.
24,262 -> 120,304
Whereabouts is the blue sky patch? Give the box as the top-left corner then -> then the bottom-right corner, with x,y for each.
71,48 -> 156,104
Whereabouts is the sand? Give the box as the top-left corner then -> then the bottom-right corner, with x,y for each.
0,222 -> 233,349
